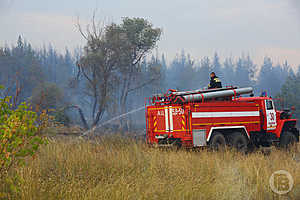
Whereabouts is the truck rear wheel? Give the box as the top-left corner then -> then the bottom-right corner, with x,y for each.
209,132 -> 226,151
280,131 -> 297,149
230,132 -> 249,153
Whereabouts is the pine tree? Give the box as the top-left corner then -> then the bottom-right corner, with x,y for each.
212,52 -> 222,78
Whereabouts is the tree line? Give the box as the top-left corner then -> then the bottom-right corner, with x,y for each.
0,17 -> 300,130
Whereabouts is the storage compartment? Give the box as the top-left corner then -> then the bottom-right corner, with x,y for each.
193,129 -> 207,146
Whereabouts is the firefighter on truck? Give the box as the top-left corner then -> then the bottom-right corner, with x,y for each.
208,72 -> 222,89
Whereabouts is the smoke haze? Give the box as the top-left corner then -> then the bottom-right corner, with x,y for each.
0,0 -> 12,13
290,0 -> 300,9
289,0 -> 300,18
0,0 -> 300,68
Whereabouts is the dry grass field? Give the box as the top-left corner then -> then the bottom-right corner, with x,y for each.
1,136 -> 300,200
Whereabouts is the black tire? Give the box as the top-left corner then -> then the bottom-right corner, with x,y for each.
209,132 -> 226,151
280,131 -> 297,149
230,132 -> 249,153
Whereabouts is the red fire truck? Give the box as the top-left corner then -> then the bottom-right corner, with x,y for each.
145,87 -> 299,151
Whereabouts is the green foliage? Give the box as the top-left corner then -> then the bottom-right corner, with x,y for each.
31,82 -> 65,111
0,36 -> 45,101
0,96 -> 48,179
277,76 -> 300,118
168,51 -> 197,90
77,17 -> 162,127
53,110 -> 70,126
0,36 -> 75,106
120,17 -> 162,56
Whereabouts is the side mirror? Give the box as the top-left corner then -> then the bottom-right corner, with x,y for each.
290,106 -> 296,117
291,106 -> 296,111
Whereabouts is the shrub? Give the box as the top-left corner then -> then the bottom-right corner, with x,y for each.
31,82 -> 65,111
53,110 -> 71,126
0,96 -> 49,179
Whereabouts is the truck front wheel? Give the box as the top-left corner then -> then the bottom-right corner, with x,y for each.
209,132 -> 226,151
280,131 -> 297,149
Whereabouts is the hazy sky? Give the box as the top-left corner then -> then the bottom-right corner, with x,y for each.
0,0 -> 300,67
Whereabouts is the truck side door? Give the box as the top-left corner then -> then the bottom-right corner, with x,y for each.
265,100 -> 277,131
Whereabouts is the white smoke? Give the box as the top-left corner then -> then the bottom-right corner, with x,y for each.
288,0 -> 300,15
290,0 -> 300,7
0,0 -> 13,14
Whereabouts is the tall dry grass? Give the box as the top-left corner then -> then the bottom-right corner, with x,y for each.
1,136 -> 300,200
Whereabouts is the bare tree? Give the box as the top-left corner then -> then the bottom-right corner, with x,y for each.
74,15 -> 122,129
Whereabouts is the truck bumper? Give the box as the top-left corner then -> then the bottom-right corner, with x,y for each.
155,134 -> 182,147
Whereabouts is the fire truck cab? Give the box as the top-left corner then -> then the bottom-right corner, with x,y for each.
146,87 -> 299,151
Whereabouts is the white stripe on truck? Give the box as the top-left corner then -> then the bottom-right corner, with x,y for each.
165,107 -> 169,132
192,111 -> 259,118
169,106 -> 174,132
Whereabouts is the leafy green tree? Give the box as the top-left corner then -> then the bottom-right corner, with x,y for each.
235,55 -> 256,88
113,17 -> 162,123
257,57 -> 290,96
168,50 -> 197,90
31,82 -> 65,111
222,57 -> 235,86
197,56 -> 212,88
76,16 -> 161,130
0,36 -> 44,103
277,76 -> 300,118
212,53 -> 223,79
30,82 -> 72,125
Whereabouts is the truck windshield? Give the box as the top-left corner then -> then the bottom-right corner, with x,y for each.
266,100 -> 274,110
